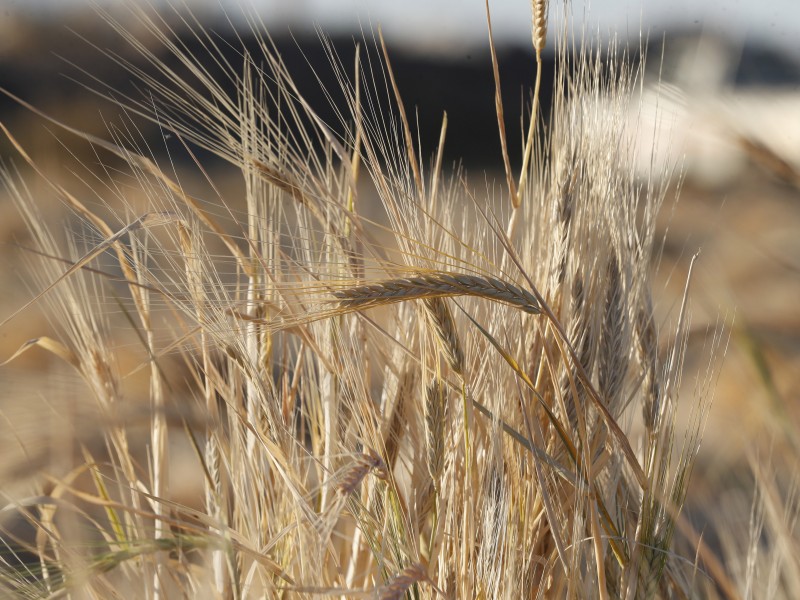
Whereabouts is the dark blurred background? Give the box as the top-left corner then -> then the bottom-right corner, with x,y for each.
2,1 -> 799,170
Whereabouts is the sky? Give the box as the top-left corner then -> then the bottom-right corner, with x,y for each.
6,0 -> 800,57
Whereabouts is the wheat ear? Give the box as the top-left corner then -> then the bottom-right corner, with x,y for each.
379,563 -> 435,600
598,254 -> 627,403
419,377 -> 447,549
532,0 -> 548,54
423,297 -> 466,376
637,305 -> 661,434
338,448 -> 389,495
424,377 -> 447,488
333,272 -> 541,314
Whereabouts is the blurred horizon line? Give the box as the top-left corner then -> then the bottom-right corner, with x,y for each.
3,0 -> 800,60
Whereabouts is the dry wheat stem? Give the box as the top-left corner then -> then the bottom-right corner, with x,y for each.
484,0 -> 518,209
515,0 -> 549,220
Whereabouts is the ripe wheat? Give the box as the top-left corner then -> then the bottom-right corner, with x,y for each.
0,1 -> 752,599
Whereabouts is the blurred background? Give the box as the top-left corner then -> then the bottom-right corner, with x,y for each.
1,0 -> 799,553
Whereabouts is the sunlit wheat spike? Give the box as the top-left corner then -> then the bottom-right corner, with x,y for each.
532,0 -> 549,54
332,272 -> 541,314
383,365 -> 416,471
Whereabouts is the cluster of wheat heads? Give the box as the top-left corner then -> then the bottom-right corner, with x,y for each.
0,1 -> 729,599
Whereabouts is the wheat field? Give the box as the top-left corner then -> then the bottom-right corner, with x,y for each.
1,1 -> 798,599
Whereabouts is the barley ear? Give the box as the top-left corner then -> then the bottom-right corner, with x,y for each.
598,254 -> 627,405
423,297 -> 465,376
636,304 -> 660,434
338,448 -> 389,495
424,377 -> 447,487
380,563 -> 438,600
333,272 -> 541,315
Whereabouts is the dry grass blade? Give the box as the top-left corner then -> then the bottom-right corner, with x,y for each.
1,337 -> 79,371
429,112 -> 448,208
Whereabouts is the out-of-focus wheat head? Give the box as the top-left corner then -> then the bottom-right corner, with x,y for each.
0,2 -> 728,599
